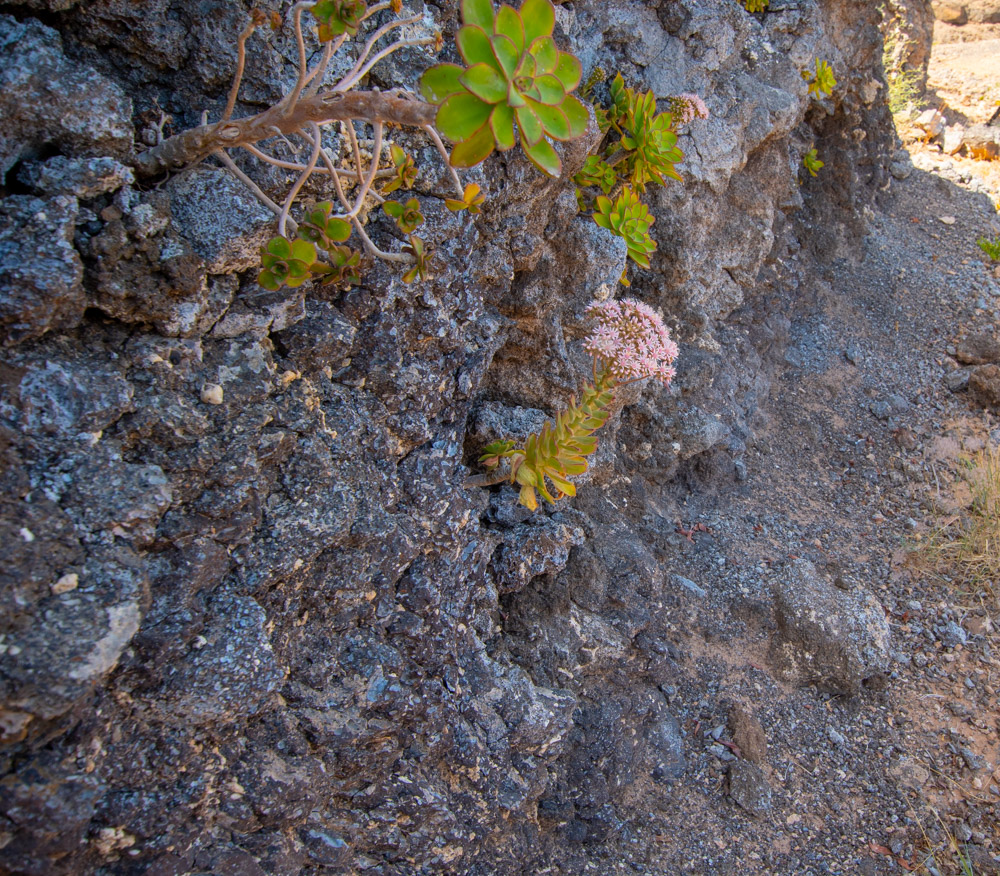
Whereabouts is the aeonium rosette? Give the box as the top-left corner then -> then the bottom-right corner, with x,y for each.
419,0 -> 589,176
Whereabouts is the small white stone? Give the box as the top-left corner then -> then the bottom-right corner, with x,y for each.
200,383 -> 224,405
52,573 -> 79,594
19,527 -> 34,542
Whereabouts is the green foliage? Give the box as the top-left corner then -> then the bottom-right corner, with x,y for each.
312,0 -> 367,41
802,148 -> 824,177
977,235 -> 1000,262
312,244 -> 362,287
574,155 -> 617,194
401,235 -> 431,283
481,375 -> 615,510
259,236 -> 318,290
803,59 -> 837,98
620,87 -> 684,191
260,203 -> 362,290
297,201 -> 352,247
419,0 -> 588,176
445,183 -> 487,213
593,188 -> 656,269
572,72 -> 693,283
383,197 -> 425,233
742,0 -> 768,10
383,144 -> 418,194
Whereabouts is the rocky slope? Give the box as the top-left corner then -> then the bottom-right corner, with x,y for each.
0,0 -> 934,873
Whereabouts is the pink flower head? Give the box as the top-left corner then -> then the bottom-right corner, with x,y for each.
583,298 -> 679,386
669,93 -> 710,126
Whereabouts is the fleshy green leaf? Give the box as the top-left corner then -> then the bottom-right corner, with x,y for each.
462,0 -> 495,29
490,102 -> 517,150
436,92 -> 494,142
259,269 -> 281,291
526,97 -> 570,140
291,239 -> 317,262
506,80 -> 527,108
457,25 -> 501,69
460,62 -> 509,104
533,73 -> 566,105
490,33 -> 520,78
553,51 -> 582,92
494,4 -> 524,54
521,136 -> 561,176
266,236 -> 292,258
516,103 -> 543,145
529,36 -> 558,74
450,123 -> 496,167
561,94 -> 589,138
419,63 -> 466,104
325,217 -> 352,242
520,0 -> 555,43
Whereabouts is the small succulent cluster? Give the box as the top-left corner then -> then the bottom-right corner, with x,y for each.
574,72 -> 707,283
978,235 -> 1000,262
480,298 -> 677,510
260,202 -> 361,291
312,0 -> 368,39
742,0 -> 769,12
420,0 -> 588,176
803,59 -> 837,98
592,189 -> 656,269
802,148 -> 824,178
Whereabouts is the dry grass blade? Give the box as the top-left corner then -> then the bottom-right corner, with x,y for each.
922,445 -> 1000,605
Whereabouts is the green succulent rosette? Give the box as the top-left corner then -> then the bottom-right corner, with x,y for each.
593,188 -> 656,269
419,0 -> 588,176
259,236 -> 318,290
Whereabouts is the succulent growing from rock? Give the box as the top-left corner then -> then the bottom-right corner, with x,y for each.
259,236 -> 318,290
593,188 -> 657,269
383,198 -> 425,234
445,182 -> 487,213
419,0 -> 588,175
802,148 -> 824,177
804,59 -> 837,98
296,201 -> 352,248
383,144 -> 418,194
312,0 -> 368,39
480,297 -> 677,509
742,0 -> 769,12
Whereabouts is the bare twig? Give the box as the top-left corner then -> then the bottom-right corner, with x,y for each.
278,122 -> 323,237
135,90 -> 436,176
422,125 -> 464,197
222,15 -> 260,122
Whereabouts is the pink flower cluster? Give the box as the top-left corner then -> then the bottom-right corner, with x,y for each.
583,298 -> 679,386
668,93 -> 710,126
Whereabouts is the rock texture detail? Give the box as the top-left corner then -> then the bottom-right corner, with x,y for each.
0,0 -> 895,873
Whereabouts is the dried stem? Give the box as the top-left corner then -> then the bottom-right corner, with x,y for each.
422,125 -> 464,198
135,90 -> 436,176
223,16 -> 259,122
337,35 -> 436,92
335,14 -> 421,91
215,149 -> 290,228
278,123 -> 324,237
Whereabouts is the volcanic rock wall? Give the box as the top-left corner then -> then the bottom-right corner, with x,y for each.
0,0 -> 892,872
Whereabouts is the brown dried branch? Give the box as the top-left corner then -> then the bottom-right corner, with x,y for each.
134,89 -> 436,176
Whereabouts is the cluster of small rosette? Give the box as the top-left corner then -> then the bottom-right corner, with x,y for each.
583,298 -> 678,386
419,0 -> 588,176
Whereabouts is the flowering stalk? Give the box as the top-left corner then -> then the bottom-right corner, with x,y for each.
478,298 -> 677,510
